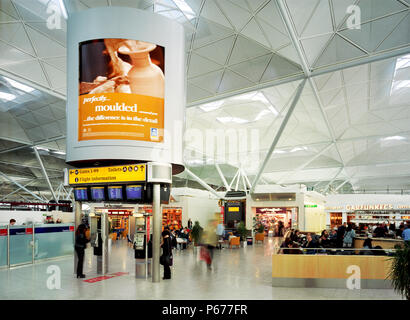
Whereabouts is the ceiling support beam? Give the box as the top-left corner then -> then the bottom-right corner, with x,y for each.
0,171 -> 43,201
33,147 -> 57,202
275,143 -> 334,184
322,167 -> 345,193
0,135 -> 66,155
215,163 -> 229,191
335,179 -> 350,192
228,169 -> 240,190
0,180 -> 35,201
251,79 -> 307,193
184,168 -> 221,199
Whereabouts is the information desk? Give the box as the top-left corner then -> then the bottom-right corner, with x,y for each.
354,237 -> 404,250
272,254 -> 393,289
1,223 -> 74,267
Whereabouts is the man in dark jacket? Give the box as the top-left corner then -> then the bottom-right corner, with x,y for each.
336,223 -> 346,248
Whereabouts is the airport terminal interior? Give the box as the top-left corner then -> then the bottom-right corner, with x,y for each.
0,0 -> 410,301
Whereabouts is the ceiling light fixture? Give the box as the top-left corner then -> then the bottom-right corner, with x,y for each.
173,0 -> 196,19
216,117 -> 249,124
0,92 -> 16,101
381,136 -> 406,141
4,77 -> 34,93
200,101 -> 223,112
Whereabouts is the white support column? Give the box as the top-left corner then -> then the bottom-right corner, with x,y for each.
33,147 -> 57,202
215,163 -> 229,191
185,168 -> 222,199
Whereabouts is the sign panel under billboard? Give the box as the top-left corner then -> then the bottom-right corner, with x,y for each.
68,164 -> 146,185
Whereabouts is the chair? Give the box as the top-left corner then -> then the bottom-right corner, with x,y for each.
229,237 -> 240,248
255,233 -> 265,243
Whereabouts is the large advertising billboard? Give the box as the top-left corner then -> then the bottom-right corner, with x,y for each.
78,38 -> 165,142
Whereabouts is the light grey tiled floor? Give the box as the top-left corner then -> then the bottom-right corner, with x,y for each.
0,238 -> 404,300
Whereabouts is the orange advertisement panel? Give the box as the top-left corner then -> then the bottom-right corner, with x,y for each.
79,38 -> 165,142
78,92 -> 164,141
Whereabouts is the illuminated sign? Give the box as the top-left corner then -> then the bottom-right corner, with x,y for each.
228,207 -> 240,212
304,205 -> 317,208
346,204 -> 393,211
68,164 -> 146,185
78,38 -> 164,142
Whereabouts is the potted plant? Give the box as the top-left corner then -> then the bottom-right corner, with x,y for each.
388,244 -> 410,300
191,221 -> 203,249
237,222 -> 249,247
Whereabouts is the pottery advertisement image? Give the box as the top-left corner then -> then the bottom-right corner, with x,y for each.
78,38 -> 165,142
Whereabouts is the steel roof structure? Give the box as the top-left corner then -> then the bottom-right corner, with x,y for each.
0,0 -> 410,200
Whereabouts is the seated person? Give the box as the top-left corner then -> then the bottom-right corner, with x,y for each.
373,224 -> 387,238
289,242 -> 303,254
360,238 -> 373,255
290,229 -> 301,244
318,230 -> 331,248
372,245 -> 386,256
303,233 -> 318,254
280,238 -> 293,254
396,225 -> 404,238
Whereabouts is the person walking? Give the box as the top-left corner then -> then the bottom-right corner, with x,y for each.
160,230 -> 173,280
75,224 -> 90,278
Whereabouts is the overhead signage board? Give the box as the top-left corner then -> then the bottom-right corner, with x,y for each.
68,164 -> 146,186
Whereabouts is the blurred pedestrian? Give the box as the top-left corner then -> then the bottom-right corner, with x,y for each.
160,230 -> 173,279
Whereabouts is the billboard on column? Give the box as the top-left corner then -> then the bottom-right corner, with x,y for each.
66,7 -> 185,174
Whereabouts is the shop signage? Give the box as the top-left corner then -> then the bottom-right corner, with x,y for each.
304,205 -> 317,208
68,164 -> 146,185
228,207 -> 240,212
0,229 -> 7,236
325,204 -> 410,211
256,208 -> 288,214
346,204 -> 393,211
25,228 -> 33,235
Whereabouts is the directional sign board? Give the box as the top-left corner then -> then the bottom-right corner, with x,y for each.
67,164 -> 146,186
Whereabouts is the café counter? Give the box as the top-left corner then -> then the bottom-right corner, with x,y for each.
272,254 -> 393,289
353,237 -> 404,249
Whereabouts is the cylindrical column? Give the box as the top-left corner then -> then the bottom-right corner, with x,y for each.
7,224 -> 10,268
152,183 -> 161,282
74,201 -> 82,274
102,211 -> 109,274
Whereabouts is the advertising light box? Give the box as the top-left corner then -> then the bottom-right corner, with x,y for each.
78,39 -> 165,143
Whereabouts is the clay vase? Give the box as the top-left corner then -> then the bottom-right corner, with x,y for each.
119,41 -> 164,99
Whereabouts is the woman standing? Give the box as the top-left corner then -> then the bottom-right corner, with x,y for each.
75,224 -> 90,278
343,223 -> 356,248
160,230 -> 173,280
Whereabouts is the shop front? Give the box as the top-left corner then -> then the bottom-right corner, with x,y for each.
254,207 -> 298,236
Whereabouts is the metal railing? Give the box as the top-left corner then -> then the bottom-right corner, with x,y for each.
273,246 -> 398,256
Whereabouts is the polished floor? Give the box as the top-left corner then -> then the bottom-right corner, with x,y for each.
0,238 -> 404,300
